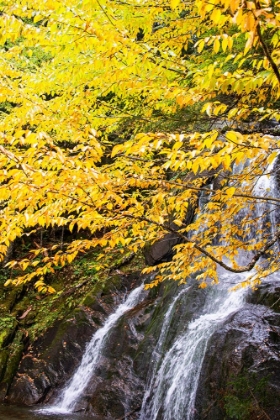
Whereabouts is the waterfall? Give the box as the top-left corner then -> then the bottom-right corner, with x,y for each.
140,286 -> 190,418
44,284 -> 144,414
39,158 -> 278,419
140,272 -> 246,420
140,161 -> 278,420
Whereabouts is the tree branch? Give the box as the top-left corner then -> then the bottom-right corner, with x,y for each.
256,23 -> 280,84
123,212 -> 280,274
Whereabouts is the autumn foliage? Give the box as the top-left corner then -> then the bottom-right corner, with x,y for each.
0,0 -> 280,292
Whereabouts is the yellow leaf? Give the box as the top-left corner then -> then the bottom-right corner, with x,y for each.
268,151 -> 278,165
222,154 -> 231,170
244,31 -> 254,55
202,103 -> 212,116
111,144 -> 124,157
234,152 -> 245,165
170,0 -> 180,9
226,131 -> 243,144
197,40 -> 205,53
47,286 -> 56,294
4,279 -> 12,287
226,187 -> 236,198
67,254 -> 75,263
173,141 -> 183,151
176,95 -> 185,107
213,38 -> 220,53
228,36 -> 233,50
21,261 -> 29,271
34,14 -> 43,23
222,36 -> 228,52
230,0 -> 239,14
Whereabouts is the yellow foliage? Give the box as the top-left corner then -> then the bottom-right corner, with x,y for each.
0,0 -> 279,291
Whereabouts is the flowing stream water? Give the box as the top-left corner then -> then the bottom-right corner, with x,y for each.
0,404 -> 95,420
43,284 -> 144,414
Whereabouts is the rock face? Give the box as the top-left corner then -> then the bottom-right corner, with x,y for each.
6,308 -> 97,406
76,299 -> 153,419
1,273 -> 280,420
3,273 -> 159,420
195,281 -> 280,420
0,315 -> 26,401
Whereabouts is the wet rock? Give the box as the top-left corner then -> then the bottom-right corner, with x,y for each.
144,205 -> 195,266
195,303 -> 280,420
0,330 -> 25,401
6,308 -> 97,405
2,272 -> 280,420
5,274 -> 146,410
77,298 -> 155,419
0,350 -> 9,381
248,281 -> 280,313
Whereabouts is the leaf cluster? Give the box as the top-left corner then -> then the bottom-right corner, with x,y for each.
0,0 -> 280,291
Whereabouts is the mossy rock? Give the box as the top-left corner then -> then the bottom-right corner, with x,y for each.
73,308 -> 91,326
2,331 -> 25,382
0,316 -> 17,349
82,293 -> 97,307
2,285 -> 25,311
0,350 -> 9,381
0,331 -> 25,399
81,280 -> 113,307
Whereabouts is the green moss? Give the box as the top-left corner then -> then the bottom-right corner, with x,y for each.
1,285 -> 24,312
223,373 -> 275,420
0,316 -> 17,348
0,350 -> 9,381
82,293 -> 97,307
73,308 -> 90,326
1,331 -> 24,387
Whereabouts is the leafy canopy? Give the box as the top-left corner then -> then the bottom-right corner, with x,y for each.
0,0 -> 280,292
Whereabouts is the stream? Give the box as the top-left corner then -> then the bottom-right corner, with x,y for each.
0,405 -> 100,420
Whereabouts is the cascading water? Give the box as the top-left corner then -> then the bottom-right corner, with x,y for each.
140,286 -> 190,416
44,284 -> 144,414
39,159 -> 278,420
140,161 -> 279,420
140,272 -> 247,420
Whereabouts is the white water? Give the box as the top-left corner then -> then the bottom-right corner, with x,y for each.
44,284 -> 144,414
140,286 -> 190,418
42,161 -> 278,419
254,163 -> 278,244
140,271 -> 247,420
140,161 -> 279,420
